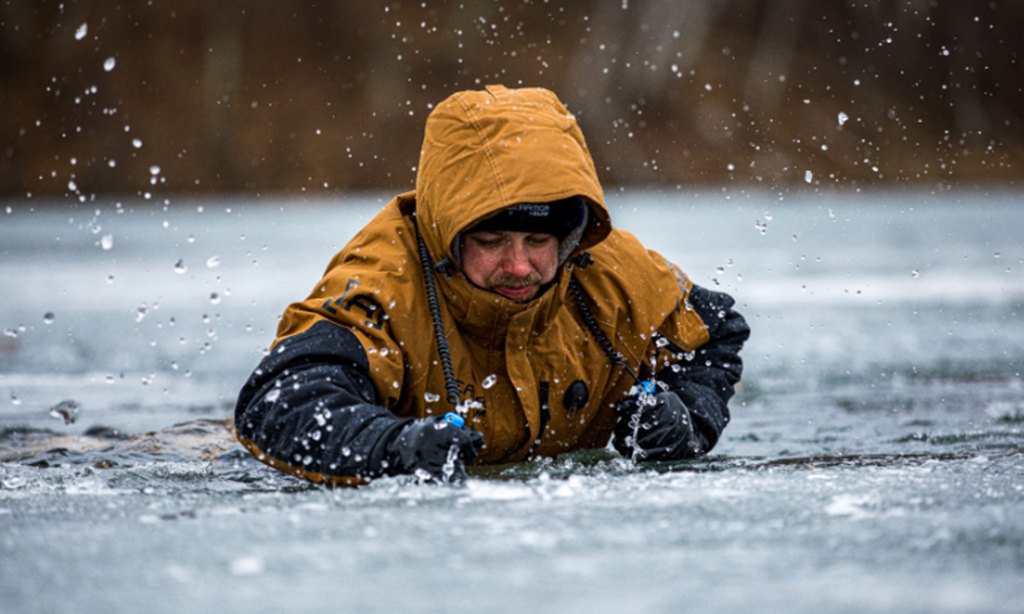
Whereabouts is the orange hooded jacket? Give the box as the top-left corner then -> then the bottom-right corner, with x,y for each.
235,85 -> 747,484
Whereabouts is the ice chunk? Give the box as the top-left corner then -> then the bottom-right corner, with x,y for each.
48,400 -> 80,424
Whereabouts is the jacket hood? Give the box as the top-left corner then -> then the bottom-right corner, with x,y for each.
415,85 -> 611,264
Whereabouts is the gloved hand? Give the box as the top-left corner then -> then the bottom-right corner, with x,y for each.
385,415 -> 484,482
613,390 -> 705,461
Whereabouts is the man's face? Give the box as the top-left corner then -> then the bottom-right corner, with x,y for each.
461,230 -> 560,302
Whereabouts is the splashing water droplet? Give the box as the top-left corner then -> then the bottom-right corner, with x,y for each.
101,234 -> 113,250
911,269 -> 920,278
132,138 -> 143,149
209,292 -> 221,305
424,392 -> 441,403
43,312 -> 55,324
206,255 -> 221,268
482,374 -> 498,389
75,23 -> 88,40
837,112 -> 849,126
173,259 -> 187,274
103,57 -> 116,72
804,170 -> 813,183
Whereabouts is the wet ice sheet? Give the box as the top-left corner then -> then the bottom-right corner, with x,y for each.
2,447 -> 1021,614
2,188 -> 1023,613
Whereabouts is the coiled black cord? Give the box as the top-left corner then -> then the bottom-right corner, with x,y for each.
416,226 -> 462,407
569,276 -> 643,385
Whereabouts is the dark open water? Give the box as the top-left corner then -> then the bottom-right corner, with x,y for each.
2,189 -> 1022,613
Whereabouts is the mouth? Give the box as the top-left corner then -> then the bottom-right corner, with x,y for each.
493,285 -> 537,301
486,272 -> 543,302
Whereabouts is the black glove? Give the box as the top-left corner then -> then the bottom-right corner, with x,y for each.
385,416 -> 484,482
613,390 -> 705,461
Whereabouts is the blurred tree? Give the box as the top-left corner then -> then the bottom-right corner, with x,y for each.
1,0 -> 1021,199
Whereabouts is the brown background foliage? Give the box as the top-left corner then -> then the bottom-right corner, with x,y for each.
2,0 -> 1022,199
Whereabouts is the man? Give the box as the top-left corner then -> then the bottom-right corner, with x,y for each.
234,85 -> 749,485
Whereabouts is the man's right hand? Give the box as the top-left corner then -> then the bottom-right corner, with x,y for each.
385,416 -> 484,482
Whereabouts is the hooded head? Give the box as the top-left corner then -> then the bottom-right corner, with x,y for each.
415,85 -> 611,273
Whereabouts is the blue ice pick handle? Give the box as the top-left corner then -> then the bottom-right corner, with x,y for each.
444,412 -> 465,429
638,380 -> 656,395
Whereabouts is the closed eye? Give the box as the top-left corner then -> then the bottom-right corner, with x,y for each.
469,237 -> 502,248
526,234 -> 556,246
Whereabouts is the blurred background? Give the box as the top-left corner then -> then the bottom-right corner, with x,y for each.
2,0 -> 1022,200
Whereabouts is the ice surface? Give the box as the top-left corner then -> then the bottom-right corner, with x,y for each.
1,189 -> 1022,614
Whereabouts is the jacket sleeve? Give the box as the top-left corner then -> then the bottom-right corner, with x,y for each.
234,320 -> 410,485
652,283 -> 750,455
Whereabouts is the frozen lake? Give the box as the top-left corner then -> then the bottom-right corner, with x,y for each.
2,188 -> 1023,613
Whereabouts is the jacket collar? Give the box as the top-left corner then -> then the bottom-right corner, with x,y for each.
438,263 -> 571,349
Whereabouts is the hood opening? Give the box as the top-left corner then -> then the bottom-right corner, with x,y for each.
449,196 -> 590,269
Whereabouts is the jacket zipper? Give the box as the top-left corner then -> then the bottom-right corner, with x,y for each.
527,381 -> 551,457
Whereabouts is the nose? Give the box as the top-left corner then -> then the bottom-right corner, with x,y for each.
501,240 -> 533,277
